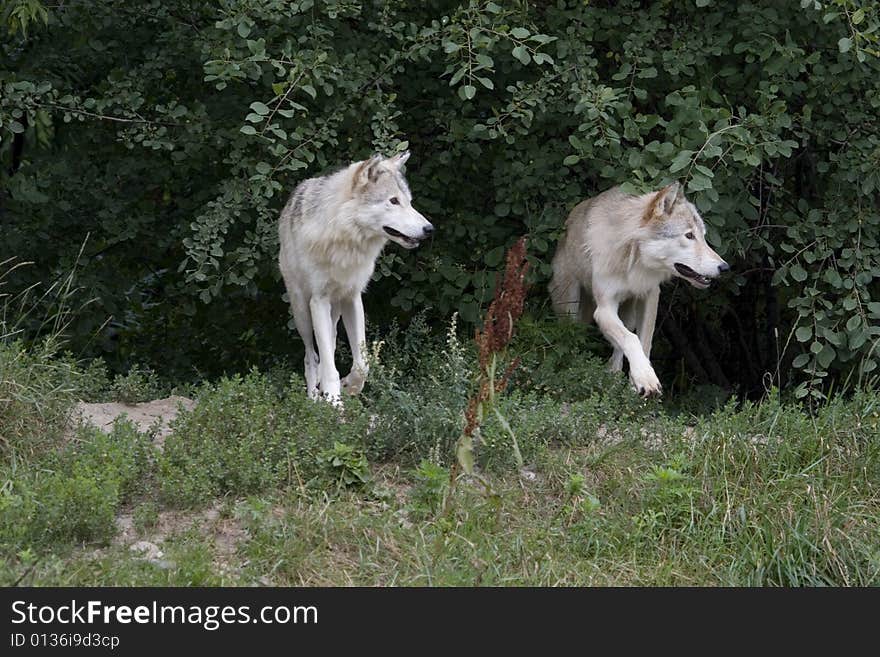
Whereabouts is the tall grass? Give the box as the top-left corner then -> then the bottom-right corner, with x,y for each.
0,253 -> 90,461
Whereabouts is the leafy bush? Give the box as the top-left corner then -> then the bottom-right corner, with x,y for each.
108,364 -> 164,404
3,1 -> 879,394
0,420 -> 153,550
409,459 -> 449,518
158,369 -> 369,505
360,315 -> 473,464
317,442 -> 371,488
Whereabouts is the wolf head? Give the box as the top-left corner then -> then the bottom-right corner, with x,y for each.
351,152 -> 434,249
640,182 -> 730,288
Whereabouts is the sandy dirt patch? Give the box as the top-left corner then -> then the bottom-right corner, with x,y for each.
70,395 -> 195,447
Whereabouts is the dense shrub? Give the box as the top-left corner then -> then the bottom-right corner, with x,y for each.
2,1 -> 878,395
0,420 -> 152,550
158,370 -> 370,504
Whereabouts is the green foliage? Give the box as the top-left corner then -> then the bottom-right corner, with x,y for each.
0,338 -> 78,461
158,369 -> 369,505
1,326 -> 879,586
132,500 -> 160,534
360,314 -> 473,463
108,364 -> 163,404
1,0 -> 48,37
409,459 -> 449,518
0,420 -> 153,551
2,1 -> 878,392
317,441 -> 371,488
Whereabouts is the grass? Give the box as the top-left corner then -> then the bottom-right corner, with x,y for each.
1,310 -> 879,586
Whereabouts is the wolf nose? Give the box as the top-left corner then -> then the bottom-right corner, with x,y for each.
718,262 -> 730,274
422,224 -> 435,237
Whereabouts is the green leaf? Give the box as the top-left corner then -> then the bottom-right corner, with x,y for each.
485,246 -> 504,267
845,315 -> 861,332
687,173 -> 713,192
563,155 -> 580,166
529,34 -> 556,45
475,53 -> 494,69
817,344 -> 835,369
795,326 -> 812,342
250,101 -> 270,115
458,84 -> 476,100
512,46 -> 531,65
790,264 -> 808,282
838,37 -> 852,53
669,150 -> 693,172
255,162 -> 272,175
511,27 -> 530,39
240,125 -> 257,135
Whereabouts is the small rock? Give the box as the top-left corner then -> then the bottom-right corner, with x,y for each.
130,540 -> 163,560
520,468 -> 537,482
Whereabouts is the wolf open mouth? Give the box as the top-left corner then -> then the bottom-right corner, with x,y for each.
383,226 -> 420,248
674,263 -> 712,288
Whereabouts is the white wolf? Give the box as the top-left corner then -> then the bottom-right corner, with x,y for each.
550,182 -> 729,396
278,152 -> 434,402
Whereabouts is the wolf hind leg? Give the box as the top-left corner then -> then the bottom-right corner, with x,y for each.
340,295 -> 368,395
550,272 -> 582,320
288,292 -> 321,399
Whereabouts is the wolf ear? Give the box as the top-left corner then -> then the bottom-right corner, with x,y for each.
354,154 -> 384,187
657,182 -> 683,215
389,150 -> 410,168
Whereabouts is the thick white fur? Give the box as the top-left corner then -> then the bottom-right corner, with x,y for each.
550,183 -> 728,396
278,152 -> 433,403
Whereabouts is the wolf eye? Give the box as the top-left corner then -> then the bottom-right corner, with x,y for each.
685,231 -> 695,240
389,197 -> 400,205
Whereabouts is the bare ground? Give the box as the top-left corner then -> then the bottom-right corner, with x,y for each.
69,395 -> 195,448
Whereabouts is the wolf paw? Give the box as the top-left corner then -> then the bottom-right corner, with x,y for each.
315,375 -> 342,406
629,365 -> 662,398
341,369 -> 367,396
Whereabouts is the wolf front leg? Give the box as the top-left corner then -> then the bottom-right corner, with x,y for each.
594,301 -> 661,396
309,295 -> 342,404
608,298 -> 639,373
340,294 -> 368,395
